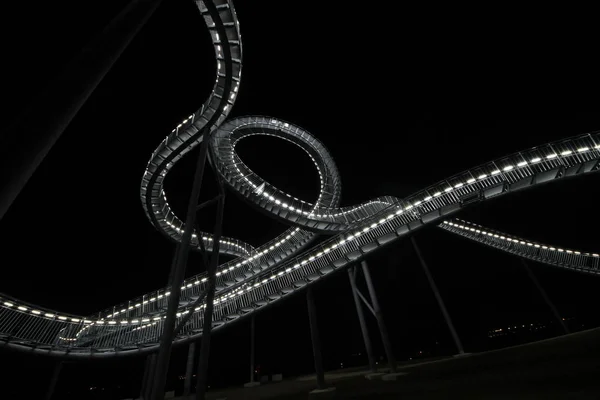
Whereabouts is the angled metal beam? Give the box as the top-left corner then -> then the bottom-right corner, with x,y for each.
355,287 -> 376,317
521,259 -> 570,334
151,136 -> 211,400
348,266 -> 376,372
195,181 -> 226,400
196,195 -> 222,212
45,361 -> 63,400
411,237 -> 465,354
360,261 -> 396,372
0,0 -> 163,222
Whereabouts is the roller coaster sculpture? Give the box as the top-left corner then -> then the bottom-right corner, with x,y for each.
0,0 -> 598,358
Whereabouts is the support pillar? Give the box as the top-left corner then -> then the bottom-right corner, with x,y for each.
411,237 -> 465,354
140,355 -> 152,399
250,314 -> 255,383
195,183 -> 226,400
0,0 -> 163,222
151,136 -> 211,400
184,342 -> 196,396
306,286 -> 326,390
348,266 -> 377,372
521,259 -> 570,334
360,260 -> 396,372
45,361 -> 63,400
243,314 -> 260,387
144,354 -> 157,400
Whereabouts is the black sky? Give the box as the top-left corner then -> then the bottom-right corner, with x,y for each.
1,0 -> 599,397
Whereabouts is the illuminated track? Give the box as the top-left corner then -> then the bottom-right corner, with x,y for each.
439,219 -> 599,274
0,0 -> 599,358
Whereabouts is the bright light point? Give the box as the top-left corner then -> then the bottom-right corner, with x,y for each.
17,306 -> 27,311
560,150 -> 572,156
477,174 -> 487,179
546,154 -> 558,159
3,302 -> 13,307
531,157 -> 541,163
503,166 -> 514,171
517,161 -> 527,167
578,147 -> 589,152
467,178 -> 476,183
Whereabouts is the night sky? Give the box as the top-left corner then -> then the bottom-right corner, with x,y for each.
1,1 -> 599,398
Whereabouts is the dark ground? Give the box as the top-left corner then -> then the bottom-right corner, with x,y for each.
194,327 -> 600,399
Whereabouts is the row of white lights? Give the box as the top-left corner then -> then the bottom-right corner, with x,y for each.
145,139 -> 600,328
101,226 -> 302,320
232,139 -> 600,220
53,140 -> 600,339
93,137 -> 600,325
1,301 -> 90,324
11,138 -> 597,341
150,141 -> 600,321
228,121 -> 396,222
444,220 -> 599,257
77,12 -> 599,343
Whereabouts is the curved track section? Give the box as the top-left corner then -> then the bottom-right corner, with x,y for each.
0,0 -> 599,357
1,130 -> 598,357
439,219 -> 600,274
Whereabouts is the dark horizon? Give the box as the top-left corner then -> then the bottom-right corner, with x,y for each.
1,0 -> 599,398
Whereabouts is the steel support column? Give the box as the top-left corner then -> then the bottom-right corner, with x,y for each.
360,260 -> 396,372
521,259 -> 570,334
144,354 -> 157,400
45,361 -> 63,400
184,342 -> 196,396
151,137 -> 211,400
306,286 -> 326,390
411,237 -> 465,354
348,266 -> 377,372
195,182 -> 226,400
250,314 -> 256,383
140,355 -> 152,399
0,0 -> 163,222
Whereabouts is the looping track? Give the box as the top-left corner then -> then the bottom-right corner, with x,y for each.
0,0 -> 598,358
